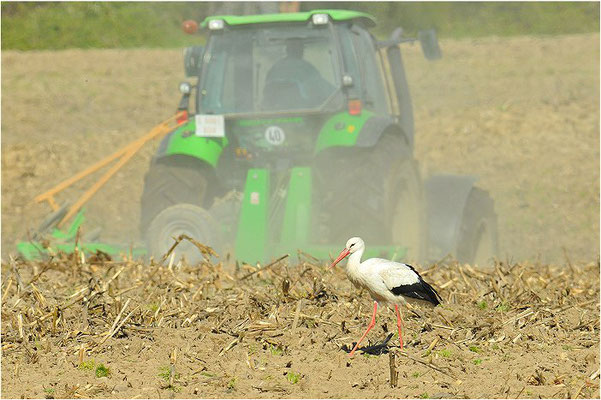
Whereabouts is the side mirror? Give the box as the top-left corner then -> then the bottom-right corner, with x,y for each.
418,29 -> 442,60
184,46 -> 204,78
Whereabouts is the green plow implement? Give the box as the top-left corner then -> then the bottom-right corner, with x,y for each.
17,209 -> 145,261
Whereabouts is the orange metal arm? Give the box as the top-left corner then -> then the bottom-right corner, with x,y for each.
35,112 -> 186,228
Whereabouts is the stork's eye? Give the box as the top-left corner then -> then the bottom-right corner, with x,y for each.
349,243 -> 355,248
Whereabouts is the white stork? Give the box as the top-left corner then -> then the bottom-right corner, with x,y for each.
331,237 -> 442,357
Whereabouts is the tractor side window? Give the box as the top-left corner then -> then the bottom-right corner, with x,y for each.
222,39 -> 253,113
201,33 -> 253,114
200,45 -> 226,113
350,29 -> 388,113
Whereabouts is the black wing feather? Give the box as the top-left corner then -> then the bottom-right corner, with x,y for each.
389,264 -> 442,306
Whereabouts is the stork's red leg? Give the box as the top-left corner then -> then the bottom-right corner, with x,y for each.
349,301 -> 378,357
395,304 -> 404,350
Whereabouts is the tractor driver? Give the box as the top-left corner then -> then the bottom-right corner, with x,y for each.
263,38 -> 335,109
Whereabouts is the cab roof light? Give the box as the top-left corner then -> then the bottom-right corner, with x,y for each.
311,13 -> 329,25
208,19 -> 225,30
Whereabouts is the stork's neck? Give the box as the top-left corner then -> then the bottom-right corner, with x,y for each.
345,247 -> 364,274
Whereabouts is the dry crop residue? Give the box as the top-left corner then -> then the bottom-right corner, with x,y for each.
1,248 -> 599,398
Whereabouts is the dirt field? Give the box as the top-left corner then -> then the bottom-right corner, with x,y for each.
1,250 -> 599,398
1,33 -> 600,398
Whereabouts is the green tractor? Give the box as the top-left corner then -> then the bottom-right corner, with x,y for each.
139,9 -> 498,266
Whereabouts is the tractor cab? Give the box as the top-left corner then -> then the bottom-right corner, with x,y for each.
185,11 -> 378,116
198,19 -> 342,114
176,11 -> 440,170
172,11 -> 394,195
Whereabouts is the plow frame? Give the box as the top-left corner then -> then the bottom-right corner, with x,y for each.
34,113 -> 186,229
18,113 -> 186,260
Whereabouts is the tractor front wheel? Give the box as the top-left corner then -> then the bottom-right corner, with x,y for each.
145,204 -> 219,264
140,155 -> 222,261
140,155 -> 215,236
314,133 -> 427,262
389,156 -> 428,263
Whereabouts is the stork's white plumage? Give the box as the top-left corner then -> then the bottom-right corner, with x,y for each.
331,237 -> 442,356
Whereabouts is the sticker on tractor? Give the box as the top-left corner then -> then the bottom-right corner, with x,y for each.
195,114 -> 225,137
264,126 -> 285,145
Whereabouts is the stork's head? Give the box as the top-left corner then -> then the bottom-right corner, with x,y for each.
331,237 -> 364,267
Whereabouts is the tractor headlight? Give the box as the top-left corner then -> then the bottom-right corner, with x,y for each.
179,82 -> 192,94
208,19 -> 225,30
311,14 -> 329,25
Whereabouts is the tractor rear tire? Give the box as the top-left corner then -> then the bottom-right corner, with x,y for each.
314,133 -> 426,261
139,155 -> 213,237
456,188 -> 498,266
389,155 -> 428,263
145,204 -> 219,265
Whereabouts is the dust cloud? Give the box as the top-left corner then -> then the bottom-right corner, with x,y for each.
2,34 -> 599,265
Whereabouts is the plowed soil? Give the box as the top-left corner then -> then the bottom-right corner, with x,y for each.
1,34 -> 599,398
1,251 -> 599,398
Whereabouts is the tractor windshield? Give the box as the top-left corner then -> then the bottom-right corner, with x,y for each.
198,25 -> 342,115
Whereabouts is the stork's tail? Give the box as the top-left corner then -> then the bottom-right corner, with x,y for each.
420,279 -> 443,306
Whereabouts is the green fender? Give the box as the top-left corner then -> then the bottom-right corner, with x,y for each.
156,119 -> 228,167
314,111 -> 405,154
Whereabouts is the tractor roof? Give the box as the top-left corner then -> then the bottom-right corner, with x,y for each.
200,9 -> 376,29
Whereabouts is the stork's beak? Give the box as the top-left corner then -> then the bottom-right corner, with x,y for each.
331,248 -> 350,267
